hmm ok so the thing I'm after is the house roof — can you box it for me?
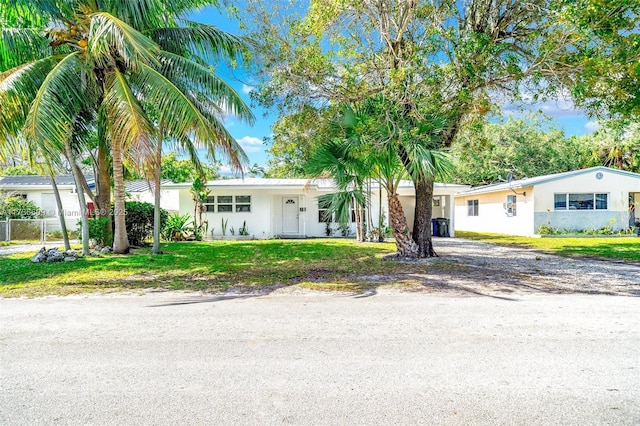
[0,175,95,189]
[125,180,173,193]
[163,178,470,193]
[455,166,640,197]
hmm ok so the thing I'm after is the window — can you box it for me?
[204,196,215,212]
[554,193,608,211]
[554,194,567,210]
[505,195,517,217]
[235,195,251,212]
[467,199,479,216]
[202,195,251,213]
[318,199,332,223]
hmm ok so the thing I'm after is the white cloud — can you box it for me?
[236,136,264,153]
[584,121,599,132]
[241,84,254,94]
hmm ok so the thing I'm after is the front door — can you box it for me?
[282,197,299,234]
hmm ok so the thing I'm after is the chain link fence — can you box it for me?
[3,219,79,244]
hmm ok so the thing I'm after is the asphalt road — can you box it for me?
[1,291,638,425]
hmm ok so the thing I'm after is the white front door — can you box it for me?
[282,197,299,234]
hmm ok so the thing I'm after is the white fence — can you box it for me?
[1,219,79,244]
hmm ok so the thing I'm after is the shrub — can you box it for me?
[124,201,167,247]
[163,213,192,241]
[0,197,44,219]
[85,217,111,246]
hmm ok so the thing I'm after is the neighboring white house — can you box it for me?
[0,176,179,220]
[454,166,640,236]
[0,175,89,226]
[166,178,469,239]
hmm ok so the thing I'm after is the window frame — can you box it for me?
[505,195,517,217]
[202,194,252,213]
[554,193,608,211]
[467,199,479,217]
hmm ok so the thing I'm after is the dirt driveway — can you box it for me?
[358,238,640,298]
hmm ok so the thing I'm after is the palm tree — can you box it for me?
[1,0,254,254]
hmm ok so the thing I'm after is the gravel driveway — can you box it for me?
[372,238,640,298]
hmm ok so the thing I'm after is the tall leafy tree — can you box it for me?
[452,114,595,185]
[241,0,593,256]
[1,0,254,254]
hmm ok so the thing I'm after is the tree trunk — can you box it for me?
[412,176,436,257]
[111,141,129,254]
[95,142,113,246]
[65,143,90,256]
[388,192,419,257]
[152,137,163,254]
[49,173,71,251]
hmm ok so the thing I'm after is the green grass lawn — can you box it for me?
[456,231,640,261]
[0,239,413,297]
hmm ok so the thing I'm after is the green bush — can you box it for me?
[163,213,192,241]
[124,201,167,246]
[0,197,44,219]
[82,217,111,246]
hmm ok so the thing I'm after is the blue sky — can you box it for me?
[191,6,598,171]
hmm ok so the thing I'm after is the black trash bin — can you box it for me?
[436,218,450,237]
[431,218,438,237]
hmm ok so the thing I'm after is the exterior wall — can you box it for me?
[454,187,535,236]
[533,169,637,232]
[174,182,467,239]
[127,189,180,213]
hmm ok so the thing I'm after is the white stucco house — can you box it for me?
[0,175,88,225]
[166,178,469,239]
[454,166,640,236]
[0,176,179,219]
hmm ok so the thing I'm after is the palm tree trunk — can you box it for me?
[96,142,113,246]
[49,173,71,251]
[64,143,90,256]
[412,176,436,257]
[152,135,162,254]
[388,192,419,257]
[111,141,129,254]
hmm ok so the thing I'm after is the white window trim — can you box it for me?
[553,193,608,211]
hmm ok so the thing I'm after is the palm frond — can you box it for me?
[0,28,51,71]
[88,12,160,71]
[0,0,67,23]
[0,55,65,138]
[131,62,247,171]
[152,23,247,61]
[158,51,255,124]
[102,68,155,170]
[401,142,455,182]
[21,53,87,158]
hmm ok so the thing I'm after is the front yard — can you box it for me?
[1,236,638,298]
[0,239,405,297]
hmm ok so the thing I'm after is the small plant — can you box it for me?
[325,221,334,236]
[221,217,228,236]
[239,221,249,236]
[163,213,192,241]
[229,226,235,236]
[537,225,559,235]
